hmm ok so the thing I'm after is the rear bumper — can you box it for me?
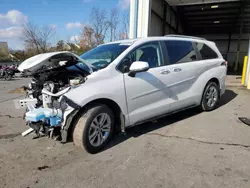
[220,75,226,96]
[219,68,227,97]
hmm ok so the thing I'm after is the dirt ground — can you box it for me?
[1,77,250,188]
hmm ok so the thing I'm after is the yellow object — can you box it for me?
[247,73,250,90]
[242,56,248,85]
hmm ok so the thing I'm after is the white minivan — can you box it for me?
[18,35,227,153]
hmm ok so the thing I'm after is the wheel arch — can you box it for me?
[203,77,220,95]
[83,98,124,131]
[208,77,220,89]
[200,77,220,104]
[65,98,125,142]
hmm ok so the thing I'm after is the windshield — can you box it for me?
[80,43,130,69]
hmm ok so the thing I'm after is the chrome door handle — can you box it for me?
[173,67,182,72]
[160,69,170,75]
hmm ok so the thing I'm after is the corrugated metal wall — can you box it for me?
[196,34,249,70]
[150,0,183,36]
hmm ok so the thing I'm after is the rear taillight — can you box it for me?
[221,60,227,67]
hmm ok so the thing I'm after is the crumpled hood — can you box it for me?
[18,51,93,74]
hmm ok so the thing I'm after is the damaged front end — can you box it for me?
[23,94,79,142]
[15,51,92,141]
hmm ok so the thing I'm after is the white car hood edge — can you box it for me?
[18,51,92,73]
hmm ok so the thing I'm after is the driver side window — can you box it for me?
[118,42,163,73]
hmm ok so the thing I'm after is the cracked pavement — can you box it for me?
[1,78,250,188]
[144,133,250,148]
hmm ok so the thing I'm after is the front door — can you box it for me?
[120,42,173,125]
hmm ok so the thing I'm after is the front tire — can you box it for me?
[73,104,114,154]
[201,82,219,111]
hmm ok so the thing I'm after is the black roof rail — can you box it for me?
[164,35,207,41]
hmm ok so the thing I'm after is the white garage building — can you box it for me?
[129,0,250,74]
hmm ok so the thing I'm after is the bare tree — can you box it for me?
[108,8,119,42]
[90,7,109,44]
[122,12,130,39]
[21,22,56,54]
[80,25,97,50]
[118,12,130,40]
[123,13,130,38]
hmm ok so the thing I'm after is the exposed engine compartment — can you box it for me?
[18,52,91,140]
[26,67,87,108]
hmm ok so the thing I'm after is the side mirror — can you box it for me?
[128,61,149,77]
[121,58,131,73]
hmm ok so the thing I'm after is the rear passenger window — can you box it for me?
[164,40,197,64]
[196,42,218,59]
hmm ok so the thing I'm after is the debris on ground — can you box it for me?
[8,86,26,94]
[37,165,50,171]
[238,117,250,126]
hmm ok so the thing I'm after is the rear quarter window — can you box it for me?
[196,42,218,60]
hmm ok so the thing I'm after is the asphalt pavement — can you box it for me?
[0,77,250,188]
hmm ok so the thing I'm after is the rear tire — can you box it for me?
[201,82,219,111]
[73,104,114,154]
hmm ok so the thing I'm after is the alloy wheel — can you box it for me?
[205,85,218,108]
[88,113,111,147]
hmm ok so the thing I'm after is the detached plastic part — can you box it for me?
[22,128,35,137]
[238,117,250,126]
